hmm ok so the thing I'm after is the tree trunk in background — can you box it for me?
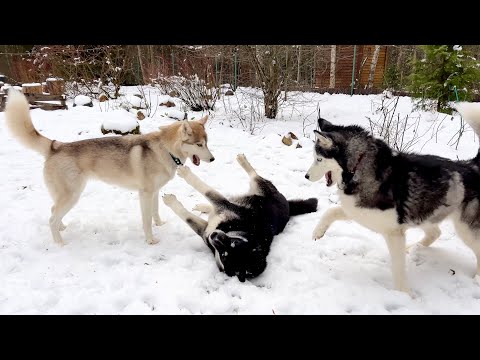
[329,45,336,88]
[137,45,145,84]
[284,45,289,101]
[265,47,281,118]
[367,45,381,89]
[248,45,283,119]
[297,45,301,84]
[264,90,278,119]
[397,46,404,87]
[149,45,154,77]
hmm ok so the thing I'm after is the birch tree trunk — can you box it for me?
[329,45,336,88]
[284,45,289,101]
[367,45,381,89]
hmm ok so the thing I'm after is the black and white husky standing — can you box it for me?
[305,104,480,294]
[163,154,318,282]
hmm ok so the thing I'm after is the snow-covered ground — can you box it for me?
[1,86,480,314]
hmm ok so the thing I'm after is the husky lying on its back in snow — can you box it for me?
[305,105,480,293]
[163,154,318,282]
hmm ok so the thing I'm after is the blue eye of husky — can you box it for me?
[317,158,323,162]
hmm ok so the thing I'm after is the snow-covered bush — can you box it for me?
[153,75,217,112]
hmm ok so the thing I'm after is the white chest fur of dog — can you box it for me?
[337,191,402,234]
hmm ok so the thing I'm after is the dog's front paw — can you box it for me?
[236,153,247,164]
[147,237,160,245]
[177,165,191,179]
[312,226,327,240]
[162,193,177,206]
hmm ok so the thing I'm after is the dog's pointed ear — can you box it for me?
[198,115,208,125]
[209,230,228,250]
[318,118,333,131]
[314,130,333,149]
[236,271,246,283]
[182,120,193,139]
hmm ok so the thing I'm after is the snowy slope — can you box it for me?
[1,87,480,314]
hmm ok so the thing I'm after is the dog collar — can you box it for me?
[351,152,366,175]
[169,153,183,166]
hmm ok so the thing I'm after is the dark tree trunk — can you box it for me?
[264,90,278,119]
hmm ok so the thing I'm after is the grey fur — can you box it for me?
[306,113,480,293]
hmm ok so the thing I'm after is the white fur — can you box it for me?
[306,153,342,184]
[456,102,480,136]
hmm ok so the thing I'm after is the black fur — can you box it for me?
[202,176,317,282]
[288,198,318,216]
[315,117,480,226]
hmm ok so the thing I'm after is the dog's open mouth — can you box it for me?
[325,171,333,187]
[192,155,200,166]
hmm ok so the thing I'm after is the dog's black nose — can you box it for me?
[210,157,215,162]
[305,174,310,179]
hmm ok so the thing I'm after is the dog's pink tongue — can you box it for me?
[193,155,200,166]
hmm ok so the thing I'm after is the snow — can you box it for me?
[74,95,92,106]
[101,110,139,133]
[1,86,480,314]
[157,95,177,105]
[120,95,146,109]
[23,83,42,87]
[159,108,186,120]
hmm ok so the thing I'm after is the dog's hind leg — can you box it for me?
[236,154,258,178]
[406,224,442,252]
[177,166,231,207]
[453,217,480,281]
[139,190,158,244]
[420,224,441,247]
[312,206,348,240]
[45,166,86,245]
[462,237,480,283]
[236,153,268,196]
[236,154,281,197]
[152,190,166,226]
[163,194,208,237]
[49,188,85,246]
[384,230,410,294]
[51,205,66,231]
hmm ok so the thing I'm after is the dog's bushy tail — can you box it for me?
[288,198,318,216]
[455,102,480,163]
[4,90,53,157]
[456,102,480,139]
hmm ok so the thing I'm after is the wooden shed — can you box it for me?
[314,45,388,92]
